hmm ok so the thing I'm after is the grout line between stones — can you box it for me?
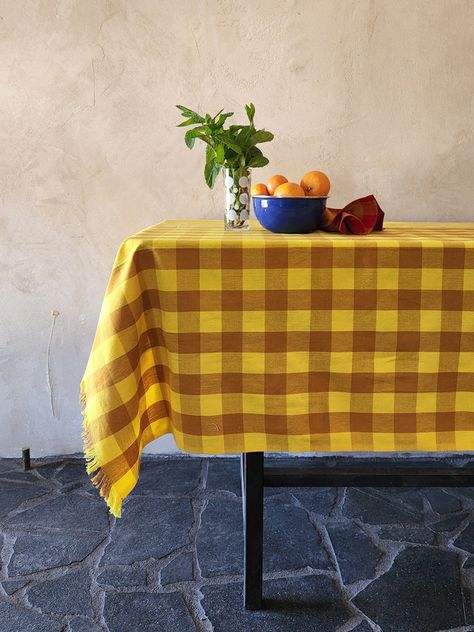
[289,490,380,628]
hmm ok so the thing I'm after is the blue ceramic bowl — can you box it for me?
[252,196,327,233]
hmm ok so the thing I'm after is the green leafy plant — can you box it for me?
[176,103,273,188]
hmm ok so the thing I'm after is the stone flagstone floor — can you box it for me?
[0,454,473,632]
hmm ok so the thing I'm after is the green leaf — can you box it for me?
[176,105,204,123]
[184,128,210,148]
[206,145,216,162]
[250,130,274,145]
[222,149,240,168]
[204,159,220,189]
[247,155,269,168]
[185,130,197,149]
[215,144,225,164]
[246,145,263,158]
[176,104,194,116]
[245,103,255,124]
[215,112,234,128]
[177,118,199,127]
[235,126,253,148]
[245,146,262,162]
[196,132,212,146]
[246,146,269,168]
[214,132,242,154]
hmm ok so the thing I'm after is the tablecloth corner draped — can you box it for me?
[80,382,122,517]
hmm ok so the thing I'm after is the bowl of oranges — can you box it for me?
[251,171,330,233]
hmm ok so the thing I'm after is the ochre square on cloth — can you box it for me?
[81,220,474,515]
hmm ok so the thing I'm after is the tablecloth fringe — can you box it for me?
[80,382,122,517]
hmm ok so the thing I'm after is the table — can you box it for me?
[81,219,474,607]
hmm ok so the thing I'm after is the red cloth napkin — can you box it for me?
[320,195,385,234]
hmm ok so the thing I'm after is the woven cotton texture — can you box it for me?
[81,220,474,516]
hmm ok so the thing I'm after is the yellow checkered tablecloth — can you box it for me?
[81,220,474,516]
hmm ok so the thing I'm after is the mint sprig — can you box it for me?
[176,103,273,188]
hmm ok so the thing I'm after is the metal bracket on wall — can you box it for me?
[22,447,31,471]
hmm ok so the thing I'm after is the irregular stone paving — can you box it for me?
[0,455,472,631]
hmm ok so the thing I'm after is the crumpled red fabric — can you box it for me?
[320,194,385,234]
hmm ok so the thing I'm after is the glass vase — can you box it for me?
[223,168,251,230]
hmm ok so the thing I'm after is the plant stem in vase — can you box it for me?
[224,168,250,230]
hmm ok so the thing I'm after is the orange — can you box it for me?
[251,183,269,196]
[300,170,330,196]
[274,182,305,197]
[266,174,288,195]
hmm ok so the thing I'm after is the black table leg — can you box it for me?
[241,452,264,610]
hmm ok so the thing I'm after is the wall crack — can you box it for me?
[47,310,59,418]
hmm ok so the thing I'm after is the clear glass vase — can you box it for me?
[223,168,251,230]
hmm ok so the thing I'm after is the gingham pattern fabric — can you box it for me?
[81,220,474,516]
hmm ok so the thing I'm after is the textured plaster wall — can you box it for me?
[1,0,473,457]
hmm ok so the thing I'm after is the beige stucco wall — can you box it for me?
[1,0,473,457]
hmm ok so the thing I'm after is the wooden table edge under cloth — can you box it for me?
[80,219,474,609]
